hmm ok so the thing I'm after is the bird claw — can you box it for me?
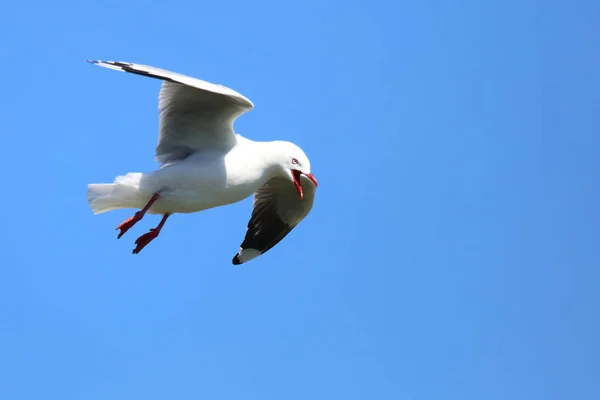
[132,229,160,254]
[116,211,143,239]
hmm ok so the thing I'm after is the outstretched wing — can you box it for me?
[232,176,317,265]
[87,60,254,164]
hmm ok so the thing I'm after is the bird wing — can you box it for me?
[88,60,254,164]
[232,176,317,265]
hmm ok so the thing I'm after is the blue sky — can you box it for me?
[0,0,598,398]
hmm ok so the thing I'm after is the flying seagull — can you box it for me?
[86,60,318,265]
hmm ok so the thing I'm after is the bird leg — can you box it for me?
[132,213,170,254]
[116,192,160,239]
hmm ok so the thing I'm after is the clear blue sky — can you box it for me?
[0,0,598,399]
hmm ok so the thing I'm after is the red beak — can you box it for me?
[305,173,318,187]
[292,170,318,200]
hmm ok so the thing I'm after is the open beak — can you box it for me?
[292,170,318,200]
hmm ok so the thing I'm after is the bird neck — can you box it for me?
[251,141,289,181]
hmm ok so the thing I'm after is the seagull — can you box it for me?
[86,60,318,265]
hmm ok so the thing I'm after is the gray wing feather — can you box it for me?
[87,60,254,164]
[232,176,316,265]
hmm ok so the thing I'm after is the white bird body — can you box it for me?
[90,138,282,215]
[86,60,318,264]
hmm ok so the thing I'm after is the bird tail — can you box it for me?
[87,173,145,214]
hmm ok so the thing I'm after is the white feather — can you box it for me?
[87,173,145,214]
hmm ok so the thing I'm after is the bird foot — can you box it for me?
[116,211,143,239]
[132,228,160,254]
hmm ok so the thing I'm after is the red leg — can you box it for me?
[116,192,160,239]
[132,213,170,254]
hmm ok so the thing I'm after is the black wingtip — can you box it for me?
[232,255,242,265]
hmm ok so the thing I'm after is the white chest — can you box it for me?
[145,147,273,214]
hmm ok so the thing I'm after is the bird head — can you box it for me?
[274,142,318,199]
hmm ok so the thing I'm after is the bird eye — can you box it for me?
[291,158,299,165]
